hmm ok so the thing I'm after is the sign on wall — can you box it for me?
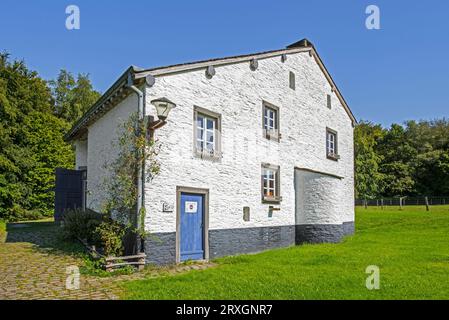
[185,201,198,213]
[162,202,174,213]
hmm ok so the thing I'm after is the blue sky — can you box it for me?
[0,0,448,126]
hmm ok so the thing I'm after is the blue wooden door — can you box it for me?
[180,193,204,261]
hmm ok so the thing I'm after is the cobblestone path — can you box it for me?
[0,221,212,300]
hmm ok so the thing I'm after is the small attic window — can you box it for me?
[289,72,296,90]
[326,94,332,109]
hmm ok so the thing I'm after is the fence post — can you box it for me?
[425,196,430,212]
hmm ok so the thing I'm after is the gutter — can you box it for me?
[126,72,146,253]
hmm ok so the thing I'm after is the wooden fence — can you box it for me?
[78,238,146,272]
[355,196,449,211]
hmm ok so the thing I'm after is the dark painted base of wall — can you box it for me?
[145,222,355,265]
[209,226,295,259]
[145,233,177,265]
[295,221,355,244]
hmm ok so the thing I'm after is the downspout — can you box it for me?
[127,72,146,254]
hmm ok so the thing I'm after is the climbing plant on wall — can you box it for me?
[100,112,161,252]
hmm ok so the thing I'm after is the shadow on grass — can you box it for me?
[5,221,85,258]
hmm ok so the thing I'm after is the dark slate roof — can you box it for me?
[65,39,355,141]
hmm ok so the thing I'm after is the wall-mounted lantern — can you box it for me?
[148,97,176,132]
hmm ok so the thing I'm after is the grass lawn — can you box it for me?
[0,219,6,240]
[122,206,449,300]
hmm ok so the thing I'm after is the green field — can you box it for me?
[122,206,449,300]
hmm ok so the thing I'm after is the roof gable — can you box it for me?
[65,39,356,141]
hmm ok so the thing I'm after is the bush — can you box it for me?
[61,208,129,257]
[61,208,102,242]
[3,205,46,222]
[93,219,126,257]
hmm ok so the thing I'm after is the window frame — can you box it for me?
[289,71,296,90]
[326,94,332,109]
[262,101,281,142]
[261,163,281,203]
[326,127,339,161]
[193,106,222,161]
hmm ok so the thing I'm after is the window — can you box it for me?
[262,101,280,141]
[194,106,221,160]
[326,128,339,160]
[326,94,332,109]
[289,71,296,90]
[196,115,215,153]
[261,164,281,203]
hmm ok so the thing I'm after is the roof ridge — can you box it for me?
[65,39,356,141]
[134,39,313,75]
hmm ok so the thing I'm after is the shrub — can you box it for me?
[61,208,102,242]
[93,219,126,257]
[3,205,46,222]
[61,208,129,257]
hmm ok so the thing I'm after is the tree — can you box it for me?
[354,121,385,199]
[0,53,73,221]
[405,119,449,152]
[21,112,74,216]
[49,70,101,124]
[376,124,417,197]
[354,119,449,199]
[415,150,449,196]
[71,73,101,120]
[49,70,75,121]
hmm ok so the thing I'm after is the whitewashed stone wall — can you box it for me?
[295,170,348,225]
[84,94,139,211]
[143,51,354,233]
[74,139,88,170]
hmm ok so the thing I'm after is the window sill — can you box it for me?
[263,132,281,142]
[262,196,282,204]
[327,154,340,161]
[194,150,222,162]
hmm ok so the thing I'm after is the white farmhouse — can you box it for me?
[62,39,356,265]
